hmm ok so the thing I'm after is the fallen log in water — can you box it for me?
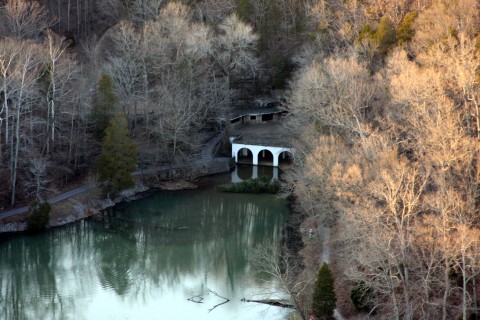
[241,298,296,309]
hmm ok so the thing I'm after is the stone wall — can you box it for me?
[146,157,234,182]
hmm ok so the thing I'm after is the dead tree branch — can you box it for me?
[208,289,230,312]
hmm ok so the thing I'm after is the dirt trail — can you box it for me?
[0,134,224,222]
[0,184,95,220]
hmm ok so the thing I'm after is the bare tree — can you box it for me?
[250,245,310,320]
[25,157,49,201]
[412,0,479,54]
[0,0,53,39]
[289,56,378,140]
[42,29,78,154]
[8,41,42,205]
[102,3,245,163]
[105,21,144,121]
[0,39,22,167]
[213,13,260,84]
[192,0,235,25]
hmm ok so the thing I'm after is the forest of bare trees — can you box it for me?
[0,0,263,206]
[284,0,480,319]
[1,0,480,318]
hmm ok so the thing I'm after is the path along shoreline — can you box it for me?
[0,162,232,234]
[0,135,231,234]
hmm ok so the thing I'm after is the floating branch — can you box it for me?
[187,295,204,304]
[208,289,230,312]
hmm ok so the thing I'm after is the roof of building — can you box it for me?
[232,136,293,148]
[229,107,286,120]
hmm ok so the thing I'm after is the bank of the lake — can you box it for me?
[0,157,234,234]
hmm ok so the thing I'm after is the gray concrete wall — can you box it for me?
[151,158,235,181]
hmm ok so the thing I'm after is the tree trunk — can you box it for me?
[10,105,20,205]
[67,0,71,32]
[474,276,478,320]
[442,258,450,320]
[390,277,400,320]
[3,84,9,167]
[57,0,62,30]
[462,254,467,320]
[77,0,81,39]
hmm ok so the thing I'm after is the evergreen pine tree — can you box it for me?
[95,113,138,196]
[375,16,397,54]
[312,262,336,319]
[91,74,116,139]
[397,12,418,45]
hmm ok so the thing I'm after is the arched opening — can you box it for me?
[258,149,274,166]
[237,148,253,164]
[278,151,294,168]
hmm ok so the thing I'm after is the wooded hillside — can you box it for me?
[283,1,480,319]
[1,1,480,318]
[0,0,262,206]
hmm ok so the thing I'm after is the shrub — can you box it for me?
[355,23,376,47]
[27,201,51,231]
[397,11,418,45]
[375,16,396,53]
[350,281,374,312]
[218,177,280,194]
[236,0,254,23]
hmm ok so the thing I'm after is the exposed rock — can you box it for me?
[155,180,198,190]
[0,222,27,233]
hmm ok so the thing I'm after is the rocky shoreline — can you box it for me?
[0,159,233,234]
[0,181,149,234]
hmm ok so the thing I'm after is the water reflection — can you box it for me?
[0,173,289,320]
[231,165,279,182]
[0,228,88,320]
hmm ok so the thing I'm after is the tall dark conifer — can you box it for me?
[95,113,138,196]
[312,262,336,319]
[91,74,116,139]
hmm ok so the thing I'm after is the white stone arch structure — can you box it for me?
[232,143,294,167]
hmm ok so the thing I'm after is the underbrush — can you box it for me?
[218,176,279,194]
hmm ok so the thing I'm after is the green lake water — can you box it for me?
[0,172,290,320]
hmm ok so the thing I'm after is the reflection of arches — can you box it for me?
[237,164,253,181]
[237,148,253,164]
[257,165,274,178]
[257,149,273,166]
[278,151,294,168]
[231,165,279,183]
